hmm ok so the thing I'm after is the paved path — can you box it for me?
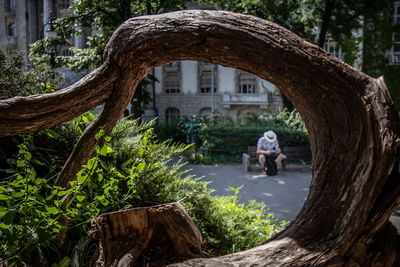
[181,163,312,221]
[181,163,400,233]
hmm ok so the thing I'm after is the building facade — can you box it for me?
[140,61,282,124]
[0,0,85,59]
[391,1,400,64]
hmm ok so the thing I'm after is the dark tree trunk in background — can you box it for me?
[318,0,335,47]
[120,0,133,21]
[0,10,400,266]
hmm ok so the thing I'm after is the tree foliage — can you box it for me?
[0,50,58,100]
[29,0,191,118]
[199,0,316,41]
[200,0,400,107]
[30,0,189,70]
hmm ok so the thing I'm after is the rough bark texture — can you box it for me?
[90,203,204,266]
[1,10,400,266]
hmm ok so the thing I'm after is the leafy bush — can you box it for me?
[189,185,287,254]
[0,49,60,100]
[153,122,186,144]
[245,108,307,132]
[0,118,286,265]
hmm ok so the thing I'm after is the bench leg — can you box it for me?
[243,153,251,171]
[282,159,287,171]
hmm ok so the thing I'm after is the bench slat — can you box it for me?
[247,146,311,158]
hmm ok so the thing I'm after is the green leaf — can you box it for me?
[30,167,37,179]
[0,223,12,229]
[104,135,111,142]
[143,138,148,146]
[77,173,88,184]
[100,144,107,156]
[44,129,60,138]
[137,162,146,172]
[45,206,59,215]
[100,144,113,156]
[11,191,24,198]
[87,158,97,170]
[31,158,45,166]
[0,194,10,200]
[82,115,90,124]
[106,145,113,154]
[57,189,71,197]
[16,160,25,168]
[95,130,103,140]
[0,206,8,218]
[76,195,86,202]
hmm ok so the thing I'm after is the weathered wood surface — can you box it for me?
[1,10,400,266]
[90,202,203,267]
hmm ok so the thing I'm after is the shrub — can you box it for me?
[0,118,286,265]
[153,122,186,144]
[0,49,60,100]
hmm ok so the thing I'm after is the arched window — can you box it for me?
[238,73,256,94]
[199,108,211,119]
[165,107,180,124]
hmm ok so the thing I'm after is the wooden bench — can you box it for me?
[242,146,311,171]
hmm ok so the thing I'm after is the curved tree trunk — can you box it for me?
[1,10,400,266]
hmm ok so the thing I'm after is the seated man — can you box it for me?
[257,130,286,175]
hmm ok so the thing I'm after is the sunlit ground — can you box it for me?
[182,163,312,221]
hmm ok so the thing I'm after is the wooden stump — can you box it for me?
[90,203,204,267]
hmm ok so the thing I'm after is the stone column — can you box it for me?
[27,0,39,45]
[74,25,85,49]
[0,0,6,51]
[43,0,53,39]
[16,0,27,55]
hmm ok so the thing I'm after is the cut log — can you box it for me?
[90,202,204,267]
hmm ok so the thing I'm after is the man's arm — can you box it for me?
[275,140,281,154]
[257,146,273,155]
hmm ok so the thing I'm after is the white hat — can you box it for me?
[264,130,276,142]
